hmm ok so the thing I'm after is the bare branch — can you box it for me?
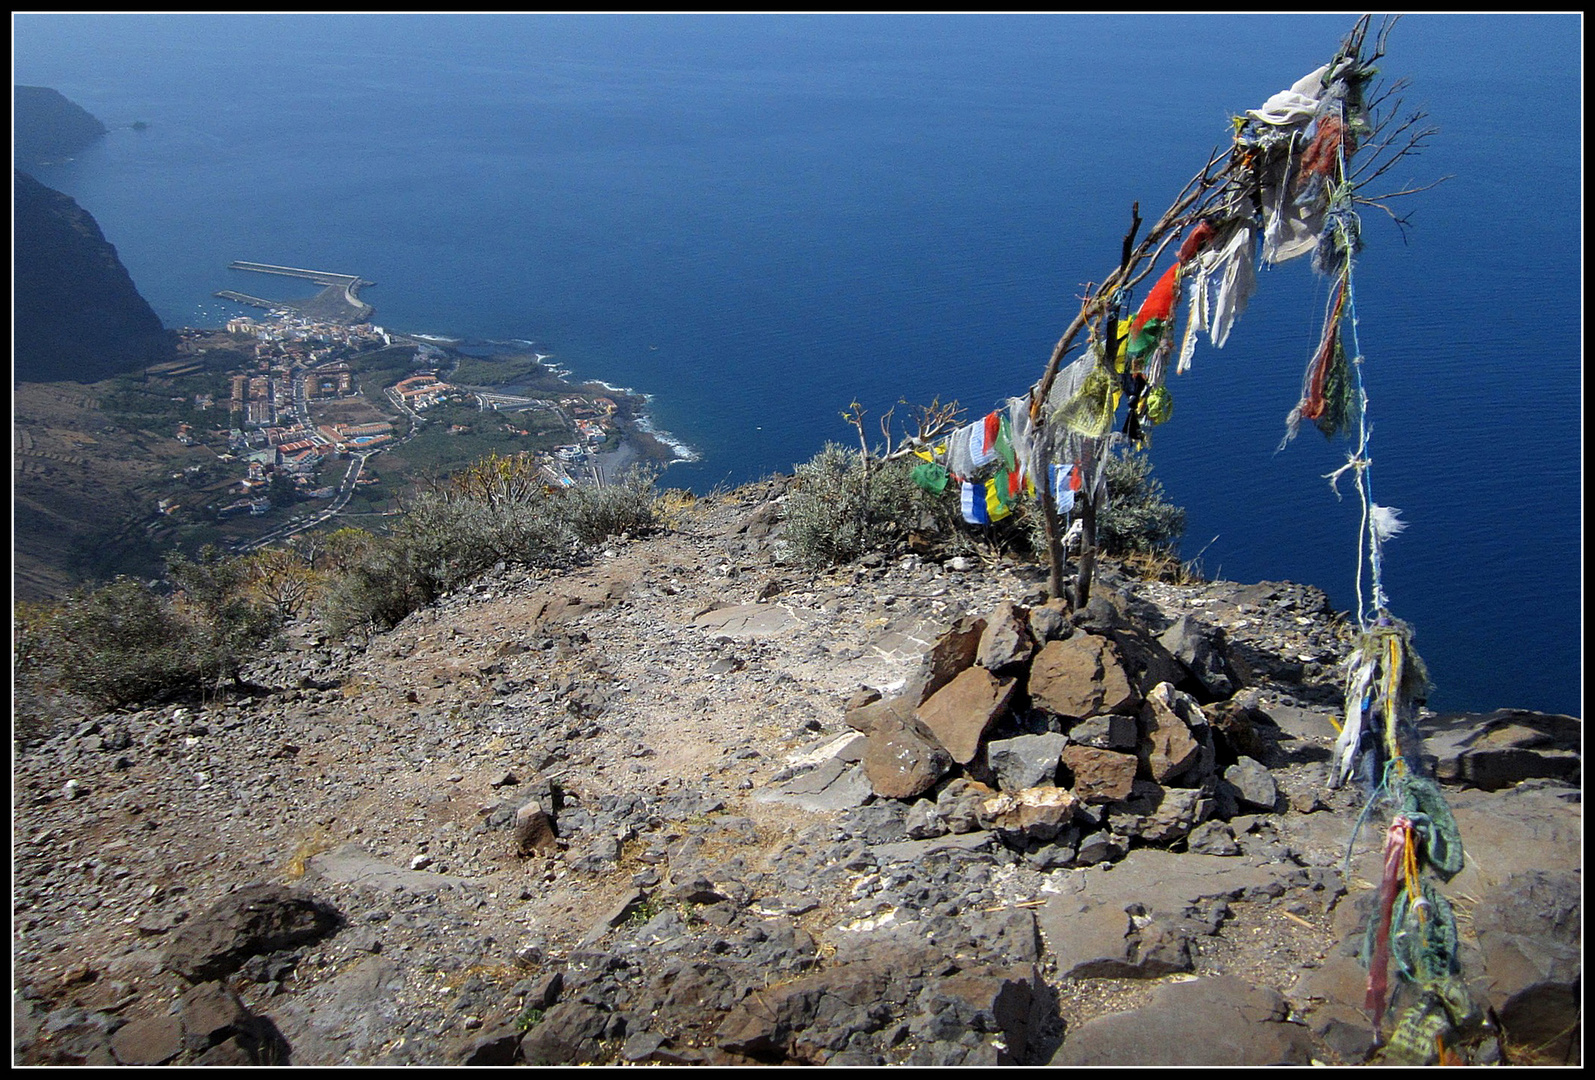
[881,396,966,460]
[1366,105,1430,151]
[1371,13,1400,62]
[1356,198,1420,244]
[1364,75,1413,118]
[840,400,872,474]
[1362,98,1426,152]
[1353,124,1440,188]
[1357,176,1452,203]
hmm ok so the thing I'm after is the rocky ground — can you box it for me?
[12,479,1582,1066]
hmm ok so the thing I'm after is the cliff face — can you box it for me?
[14,85,108,166]
[13,169,172,383]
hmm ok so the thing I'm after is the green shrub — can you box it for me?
[559,467,660,546]
[1096,448,1187,557]
[165,547,282,686]
[318,541,430,640]
[784,444,925,568]
[17,547,282,713]
[35,577,210,708]
[318,460,660,637]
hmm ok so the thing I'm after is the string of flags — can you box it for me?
[909,396,1098,528]
[905,25,1476,1062]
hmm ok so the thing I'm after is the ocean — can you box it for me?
[13,13,1581,718]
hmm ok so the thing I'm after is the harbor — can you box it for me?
[216,260,374,323]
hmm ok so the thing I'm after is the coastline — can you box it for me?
[390,329,700,480]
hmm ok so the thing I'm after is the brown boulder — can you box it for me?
[914,666,1017,764]
[918,616,986,704]
[110,1015,183,1066]
[1028,634,1139,719]
[1061,745,1138,803]
[977,601,1035,672]
[515,799,558,855]
[864,715,952,800]
[1140,682,1214,785]
[179,980,252,1054]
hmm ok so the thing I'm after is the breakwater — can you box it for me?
[217,261,374,323]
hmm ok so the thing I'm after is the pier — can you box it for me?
[216,261,374,323]
[214,289,283,311]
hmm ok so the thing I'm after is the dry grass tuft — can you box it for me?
[284,828,335,879]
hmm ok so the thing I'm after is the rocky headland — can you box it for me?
[13,169,174,385]
[13,85,108,168]
[12,479,1581,1066]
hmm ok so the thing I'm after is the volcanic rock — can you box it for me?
[1061,745,1139,804]
[1028,634,1139,719]
[986,732,1066,791]
[863,715,952,800]
[913,666,1016,765]
[163,884,341,984]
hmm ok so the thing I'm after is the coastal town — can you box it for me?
[11,250,677,597]
[153,308,640,549]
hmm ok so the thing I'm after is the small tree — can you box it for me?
[244,546,324,621]
[1027,15,1436,606]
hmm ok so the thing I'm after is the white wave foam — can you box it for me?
[634,415,701,462]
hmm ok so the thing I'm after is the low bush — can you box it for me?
[560,467,660,546]
[17,547,284,717]
[165,547,282,686]
[1096,448,1187,557]
[783,444,969,568]
[781,440,1184,573]
[318,460,660,637]
[29,577,213,709]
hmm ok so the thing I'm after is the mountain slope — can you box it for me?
[13,484,1578,1065]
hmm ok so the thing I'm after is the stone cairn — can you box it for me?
[846,593,1268,869]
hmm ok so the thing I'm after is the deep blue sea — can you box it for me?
[14,13,1581,718]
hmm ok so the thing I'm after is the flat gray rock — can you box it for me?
[1039,850,1288,979]
[308,843,479,894]
[1050,974,1313,1064]
[692,603,807,641]
[263,956,407,1064]
[1446,781,1582,895]
[869,614,945,663]
[1474,868,1581,1062]
[988,732,1067,792]
[872,830,995,864]
[1091,848,1286,903]
[754,760,874,812]
[784,731,867,769]
[1421,709,1580,790]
